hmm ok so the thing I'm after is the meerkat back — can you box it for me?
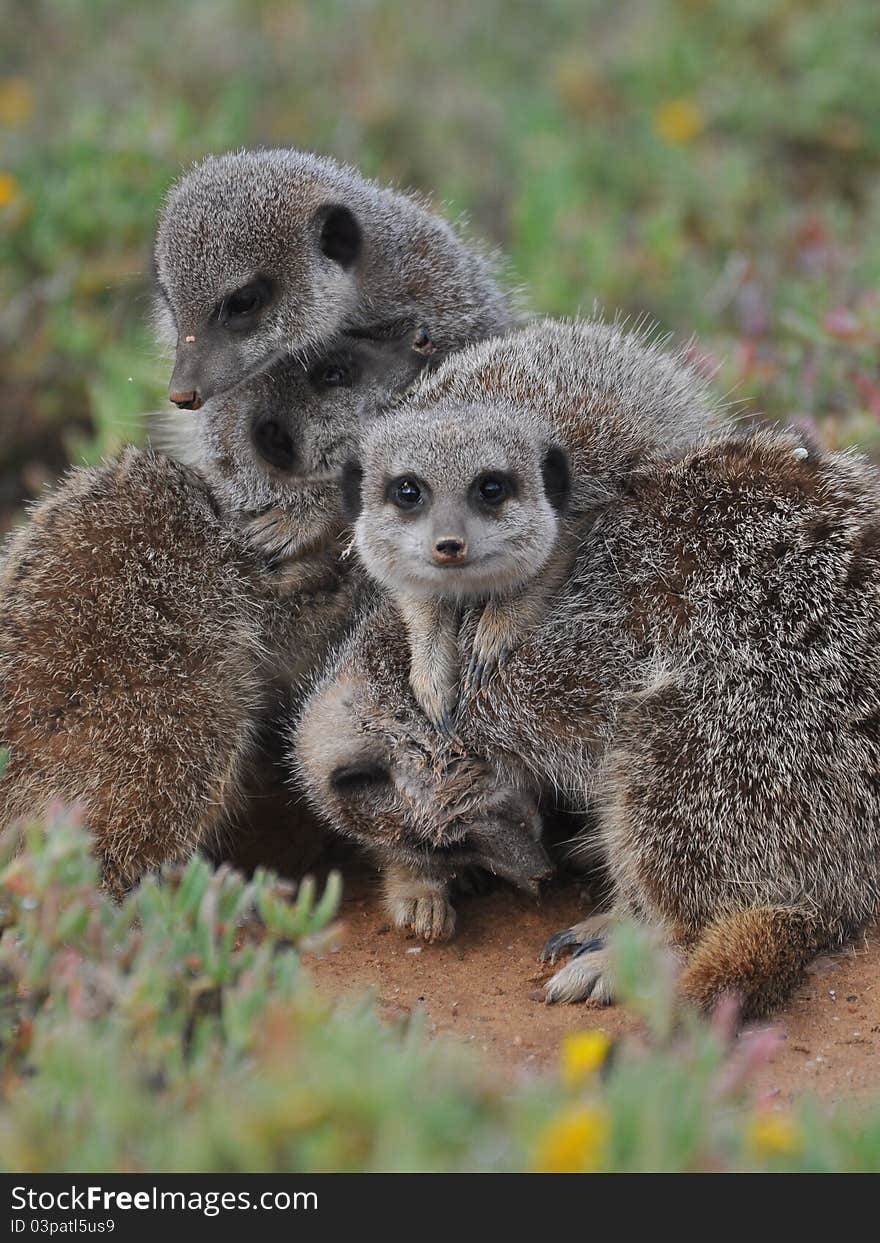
[0,448,264,895]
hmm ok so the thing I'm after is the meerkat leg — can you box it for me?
[464,590,551,693]
[382,863,457,942]
[465,553,574,693]
[398,596,461,736]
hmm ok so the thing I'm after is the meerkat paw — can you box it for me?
[543,939,616,1006]
[464,607,520,694]
[540,914,612,965]
[383,869,457,942]
[409,670,460,739]
[244,507,302,565]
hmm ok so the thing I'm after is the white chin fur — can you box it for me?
[381,556,529,601]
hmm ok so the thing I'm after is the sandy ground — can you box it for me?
[307,860,880,1105]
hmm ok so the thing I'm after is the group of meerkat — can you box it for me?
[2,148,879,1020]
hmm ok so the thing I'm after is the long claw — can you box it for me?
[540,928,606,965]
[540,927,580,964]
[572,936,607,959]
[468,659,485,694]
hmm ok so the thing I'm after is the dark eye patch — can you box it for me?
[387,476,427,511]
[218,276,274,329]
[309,355,356,391]
[253,416,297,471]
[330,762,390,793]
[470,471,516,509]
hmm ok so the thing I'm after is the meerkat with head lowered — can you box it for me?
[154,148,518,579]
[154,148,516,411]
[342,406,571,733]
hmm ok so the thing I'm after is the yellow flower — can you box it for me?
[0,172,21,209]
[653,97,704,146]
[560,1029,611,1087]
[0,78,33,127]
[746,1111,802,1158]
[533,1106,609,1173]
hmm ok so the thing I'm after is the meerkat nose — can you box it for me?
[169,390,204,411]
[432,537,467,565]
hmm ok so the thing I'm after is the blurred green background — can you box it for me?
[3,0,880,532]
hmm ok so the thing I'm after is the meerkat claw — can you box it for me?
[428,704,461,743]
[463,652,482,695]
[478,647,510,692]
[541,927,580,964]
[540,916,611,964]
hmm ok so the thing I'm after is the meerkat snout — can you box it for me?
[432,537,467,565]
[169,389,203,411]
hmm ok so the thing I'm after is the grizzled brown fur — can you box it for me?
[0,449,265,894]
[0,144,522,890]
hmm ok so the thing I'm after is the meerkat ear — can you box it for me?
[316,204,362,269]
[541,445,570,512]
[341,459,364,520]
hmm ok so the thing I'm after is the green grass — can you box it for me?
[3,0,880,528]
[1,812,878,1173]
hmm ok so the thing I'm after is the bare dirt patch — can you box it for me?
[308,861,880,1104]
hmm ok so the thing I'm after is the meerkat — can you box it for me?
[153,148,516,411]
[341,405,571,734]
[293,316,723,941]
[297,320,880,1019]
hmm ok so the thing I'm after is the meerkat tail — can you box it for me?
[678,907,821,1021]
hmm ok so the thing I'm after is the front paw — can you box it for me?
[410,670,460,739]
[542,935,616,1006]
[384,877,456,943]
[464,612,515,695]
[245,508,302,566]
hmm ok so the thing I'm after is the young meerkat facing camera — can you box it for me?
[342,407,571,733]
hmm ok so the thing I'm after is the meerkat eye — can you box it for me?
[220,277,273,328]
[309,355,356,391]
[474,473,513,507]
[388,477,424,510]
[321,364,349,387]
[228,288,260,315]
[253,417,297,471]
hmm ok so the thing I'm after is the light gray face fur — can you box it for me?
[155,151,359,407]
[154,148,515,411]
[350,407,566,601]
